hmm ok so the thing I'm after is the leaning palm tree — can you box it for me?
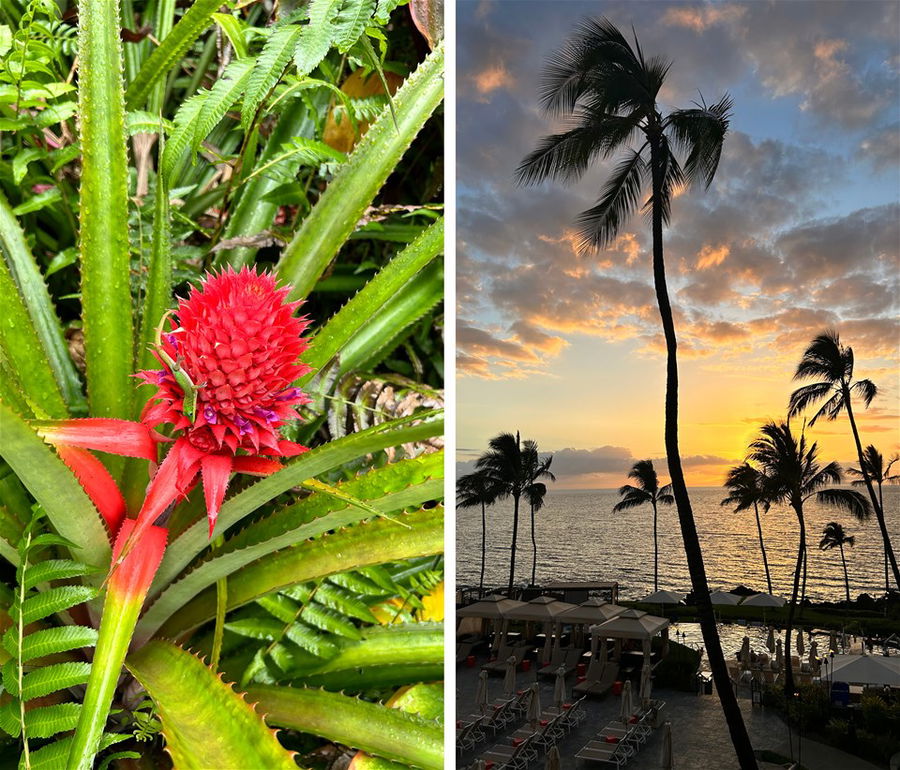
[457,470,500,596]
[721,463,773,595]
[788,330,899,589]
[613,460,674,592]
[521,443,555,587]
[847,445,899,593]
[475,432,528,594]
[819,522,856,603]
[747,421,870,695]
[514,17,751,766]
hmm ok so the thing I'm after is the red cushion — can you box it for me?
[486,763,494,770]
[512,738,524,747]
[629,716,638,724]
[577,676,586,682]
[540,719,549,726]
[563,703,572,709]
[456,720,461,728]
[605,736,619,744]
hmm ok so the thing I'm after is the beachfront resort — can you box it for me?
[455,587,900,769]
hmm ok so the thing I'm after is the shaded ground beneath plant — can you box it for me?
[456,652,884,769]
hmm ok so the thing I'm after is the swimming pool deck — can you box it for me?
[456,653,885,769]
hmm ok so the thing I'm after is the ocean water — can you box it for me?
[456,486,900,603]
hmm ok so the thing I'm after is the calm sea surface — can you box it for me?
[456,486,900,604]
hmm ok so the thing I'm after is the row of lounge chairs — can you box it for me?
[575,700,662,767]
[457,689,533,753]
[575,662,619,697]
[469,696,588,769]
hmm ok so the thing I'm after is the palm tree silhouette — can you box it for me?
[514,17,750,765]
[721,463,773,595]
[788,330,898,589]
[847,445,899,593]
[457,470,500,596]
[819,522,856,603]
[613,460,673,592]
[475,432,528,594]
[521,443,555,587]
[747,421,870,695]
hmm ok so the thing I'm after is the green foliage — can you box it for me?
[1,0,443,766]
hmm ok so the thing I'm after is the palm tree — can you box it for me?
[819,522,856,603]
[514,17,752,766]
[847,445,899,593]
[457,470,500,596]
[721,463,773,594]
[475,432,528,594]
[747,421,870,695]
[521,443,555,587]
[788,330,899,589]
[613,460,674,592]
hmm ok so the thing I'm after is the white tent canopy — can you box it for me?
[642,590,685,605]
[741,592,786,608]
[831,654,900,686]
[591,609,670,640]
[503,595,577,622]
[558,598,627,625]
[709,590,741,606]
[456,595,525,618]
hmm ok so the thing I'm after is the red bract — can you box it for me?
[37,268,312,569]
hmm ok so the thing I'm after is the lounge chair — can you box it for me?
[510,711,565,753]
[574,662,619,697]
[479,732,538,769]
[575,736,634,767]
[456,715,488,753]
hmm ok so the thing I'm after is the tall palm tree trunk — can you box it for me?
[530,502,538,586]
[844,393,900,589]
[507,492,520,595]
[480,501,486,596]
[783,507,805,696]
[648,137,757,768]
[799,541,808,619]
[840,543,850,603]
[754,502,773,594]
[652,501,659,592]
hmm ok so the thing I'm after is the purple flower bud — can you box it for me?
[234,415,252,435]
[204,405,218,424]
[253,407,278,423]
[275,387,302,401]
[154,369,170,384]
[164,333,179,351]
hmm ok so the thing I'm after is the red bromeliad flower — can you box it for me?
[37,268,312,563]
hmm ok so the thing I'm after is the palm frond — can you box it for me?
[816,489,871,521]
[612,487,651,511]
[810,391,845,425]
[575,147,648,253]
[787,381,833,418]
[851,379,877,408]
[664,92,732,189]
[643,139,684,225]
[793,330,847,382]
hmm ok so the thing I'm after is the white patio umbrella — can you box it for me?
[639,660,653,707]
[796,631,805,657]
[473,762,486,770]
[642,589,685,605]
[831,654,900,686]
[741,592,785,608]
[503,655,517,697]
[829,630,839,653]
[542,623,553,664]
[545,745,561,770]
[739,636,751,671]
[476,670,489,714]
[841,631,849,651]
[766,627,776,654]
[553,664,567,708]
[619,680,633,724]
[709,590,741,606]
[660,721,675,769]
[775,639,784,671]
[527,682,541,727]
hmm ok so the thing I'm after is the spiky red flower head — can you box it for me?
[139,267,311,457]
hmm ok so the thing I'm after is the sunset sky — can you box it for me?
[456,0,900,488]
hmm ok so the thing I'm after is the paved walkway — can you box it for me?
[456,652,887,769]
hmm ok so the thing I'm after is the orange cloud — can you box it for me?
[473,63,513,97]
[696,244,730,269]
[662,4,746,32]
